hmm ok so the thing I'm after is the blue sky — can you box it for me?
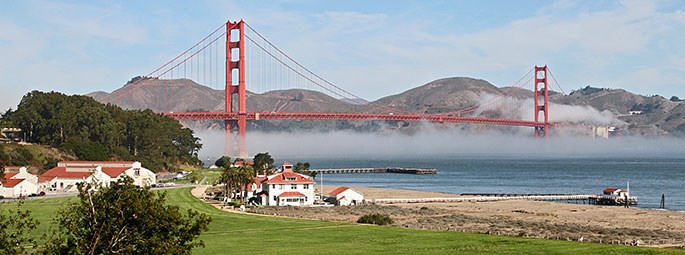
[1,0,685,111]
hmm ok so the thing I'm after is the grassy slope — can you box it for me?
[165,188,685,255]
[4,188,684,254]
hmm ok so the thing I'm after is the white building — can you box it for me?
[253,162,316,206]
[328,186,365,206]
[39,161,156,192]
[1,166,39,198]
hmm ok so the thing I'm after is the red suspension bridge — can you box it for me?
[101,19,559,158]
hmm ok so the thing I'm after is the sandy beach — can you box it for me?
[196,185,685,248]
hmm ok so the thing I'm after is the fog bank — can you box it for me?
[195,128,685,161]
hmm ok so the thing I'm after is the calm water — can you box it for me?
[288,157,685,210]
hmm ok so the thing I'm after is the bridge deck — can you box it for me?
[164,111,553,127]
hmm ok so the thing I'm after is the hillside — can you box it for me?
[555,86,685,136]
[374,77,502,114]
[0,143,76,174]
[89,77,685,136]
[88,78,368,114]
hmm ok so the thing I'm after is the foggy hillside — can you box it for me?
[88,77,685,137]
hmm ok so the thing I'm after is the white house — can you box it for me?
[1,166,39,198]
[328,186,365,206]
[255,162,316,206]
[39,161,156,192]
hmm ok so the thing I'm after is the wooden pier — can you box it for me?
[368,193,638,205]
[303,167,437,175]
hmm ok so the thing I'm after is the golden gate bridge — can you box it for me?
[100,19,559,158]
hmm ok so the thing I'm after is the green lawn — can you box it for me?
[5,188,685,254]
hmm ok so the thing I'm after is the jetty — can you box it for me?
[303,167,437,175]
[368,193,638,205]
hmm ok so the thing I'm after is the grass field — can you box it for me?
[4,188,685,254]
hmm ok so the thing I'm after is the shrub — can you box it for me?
[357,213,394,226]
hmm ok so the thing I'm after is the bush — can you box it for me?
[357,213,394,226]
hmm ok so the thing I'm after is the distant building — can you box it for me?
[0,128,23,143]
[328,186,364,206]
[1,166,38,198]
[39,161,156,192]
[629,110,643,115]
[247,162,315,206]
[603,187,629,196]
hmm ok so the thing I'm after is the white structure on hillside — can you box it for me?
[39,161,156,192]
[1,166,38,198]
[328,186,364,206]
[246,162,315,206]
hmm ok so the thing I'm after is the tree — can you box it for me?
[7,91,202,172]
[214,156,232,168]
[41,177,211,255]
[0,201,38,255]
[236,164,255,203]
[670,96,681,102]
[253,152,274,175]
[219,166,240,203]
[294,162,310,171]
[294,162,315,177]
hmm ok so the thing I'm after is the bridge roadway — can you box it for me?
[164,111,553,128]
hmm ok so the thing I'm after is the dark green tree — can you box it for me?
[6,91,202,172]
[0,201,38,255]
[253,152,274,175]
[41,177,211,255]
[294,162,310,171]
[294,162,315,177]
[214,156,232,168]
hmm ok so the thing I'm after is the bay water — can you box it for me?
[287,157,685,210]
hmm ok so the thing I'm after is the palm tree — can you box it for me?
[237,164,255,204]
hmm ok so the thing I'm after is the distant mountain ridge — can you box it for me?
[88,77,685,136]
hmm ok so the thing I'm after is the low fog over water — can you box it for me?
[195,128,685,161]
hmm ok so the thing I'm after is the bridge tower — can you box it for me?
[534,65,550,138]
[225,20,248,158]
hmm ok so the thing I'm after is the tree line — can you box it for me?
[3,91,202,172]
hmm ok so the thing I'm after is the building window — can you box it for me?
[291,184,297,189]
[303,184,309,189]
[134,168,140,176]
[272,184,275,189]
[279,184,284,189]
[273,196,277,201]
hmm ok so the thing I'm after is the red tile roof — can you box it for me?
[3,166,23,170]
[3,172,18,179]
[248,176,268,192]
[38,176,56,183]
[60,161,136,164]
[2,173,23,187]
[40,167,93,180]
[234,161,254,166]
[278,191,306,197]
[101,167,129,178]
[263,169,314,184]
[603,188,619,193]
[329,186,350,196]
[1,178,25,187]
